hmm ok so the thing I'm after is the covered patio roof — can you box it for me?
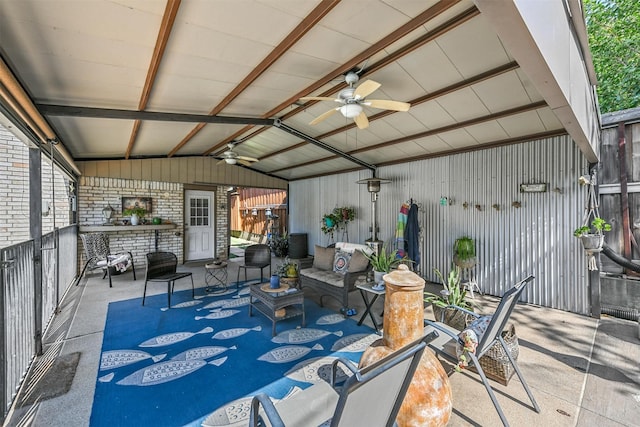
[0,0,599,182]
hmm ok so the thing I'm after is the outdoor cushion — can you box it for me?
[348,250,369,272]
[300,268,345,288]
[333,250,352,275]
[313,245,336,270]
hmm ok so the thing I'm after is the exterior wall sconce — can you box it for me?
[251,208,258,216]
[265,207,272,217]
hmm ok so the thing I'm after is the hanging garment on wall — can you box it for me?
[396,202,410,257]
[405,202,420,269]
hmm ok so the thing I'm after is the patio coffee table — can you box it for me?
[249,283,305,336]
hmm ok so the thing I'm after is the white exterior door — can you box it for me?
[184,190,215,261]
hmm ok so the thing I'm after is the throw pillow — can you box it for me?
[313,245,335,270]
[348,250,370,272]
[333,250,352,275]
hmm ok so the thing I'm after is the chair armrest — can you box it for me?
[330,357,359,386]
[250,393,285,427]
[423,319,464,344]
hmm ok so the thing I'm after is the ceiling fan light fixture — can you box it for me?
[225,158,237,165]
[339,103,363,119]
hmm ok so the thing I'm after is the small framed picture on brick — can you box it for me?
[121,196,152,214]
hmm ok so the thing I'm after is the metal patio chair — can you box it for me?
[77,232,136,287]
[236,243,271,288]
[142,251,194,308]
[423,275,539,427]
[249,331,438,427]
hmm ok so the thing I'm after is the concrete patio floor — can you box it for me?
[4,257,639,427]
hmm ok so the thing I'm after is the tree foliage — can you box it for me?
[584,0,640,113]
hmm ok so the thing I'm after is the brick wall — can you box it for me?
[78,176,229,270]
[0,127,71,248]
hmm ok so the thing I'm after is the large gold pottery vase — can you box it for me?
[359,264,452,427]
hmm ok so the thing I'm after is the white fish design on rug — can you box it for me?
[116,356,227,386]
[220,296,250,309]
[160,300,202,311]
[138,327,214,348]
[198,299,232,311]
[284,356,350,384]
[258,344,323,364]
[271,328,343,344]
[201,386,301,427]
[234,287,252,297]
[212,326,262,340]
[171,345,236,361]
[330,333,379,352]
[195,309,240,320]
[100,350,166,370]
[194,289,237,299]
[98,372,115,383]
[316,313,346,325]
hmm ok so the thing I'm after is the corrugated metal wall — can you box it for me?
[291,136,591,314]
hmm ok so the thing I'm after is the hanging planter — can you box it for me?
[574,217,611,270]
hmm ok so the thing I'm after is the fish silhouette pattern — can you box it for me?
[117,357,227,386]
[160,300,202,311]
[98,372,115,383]
[138,327,214,348]
[198,300,232,311]
[271,328,343,344]
[171,345,236,361]
[201,386,302,427]
[194,289,237,299]
[258,344,323,364]
[284,356,350,384]
[316,313,346,325]
[234,287,252,297]
[212,326,262,340]
[100,350,166,370]
[330,333,379,352]
[220,296,250,309]
[195,309,240,320]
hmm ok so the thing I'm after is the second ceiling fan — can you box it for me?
[301,72,411,129]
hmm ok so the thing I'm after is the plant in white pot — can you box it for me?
[361,245,409,284]
[573,217,611,250]
[123,207,147,226]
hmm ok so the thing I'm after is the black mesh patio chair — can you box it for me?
[423,275,539,427]
[236,244,271,288]
[77,232,136,287]
[249,331,438,427]
[142,252,194,308]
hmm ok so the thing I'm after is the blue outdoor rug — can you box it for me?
[90,280,377,426]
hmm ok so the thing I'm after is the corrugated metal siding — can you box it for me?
[291,136,591,314]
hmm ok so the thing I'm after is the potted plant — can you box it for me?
[123,207,147,225]
[453,236,476,269]
[361,245,409,283]
[573,217,612,250]
[321,212,340,239]
[275,256,299,287]
[424,265,476,330]
[269,233,289,257]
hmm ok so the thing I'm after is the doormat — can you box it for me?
[90,282,377,426]
[16,351,81,407]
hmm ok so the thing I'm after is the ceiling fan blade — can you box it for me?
[216,159,226,165]
[237,159,253,166]
[310,108,339,125]
[365,99,411,112]
[354,111,369,129]
[300,96,339,102]
[237,155,259,162]
[353,80,381,99]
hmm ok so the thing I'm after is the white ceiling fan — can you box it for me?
[300,72,411,129]
[216,142,258,166]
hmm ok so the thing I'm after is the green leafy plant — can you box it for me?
[454,236,475,260]
[269,233,289,257]
[274,256,298,278]
[424,265,474,310]
[573,217,612,237]
[123,207,147,218]
[320,207,356,237]
[360,245,409,273]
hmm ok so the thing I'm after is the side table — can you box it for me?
[249,283,305,336]
[204,262,228,293]
[356,280,385,333]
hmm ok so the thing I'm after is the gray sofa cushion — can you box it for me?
[348,250,369,272]
[313,245,335,270]
[300,268,345,288]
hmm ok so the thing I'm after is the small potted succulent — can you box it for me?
[361,245,410,283]
[275,256,299,288]
[424,265,476,330]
